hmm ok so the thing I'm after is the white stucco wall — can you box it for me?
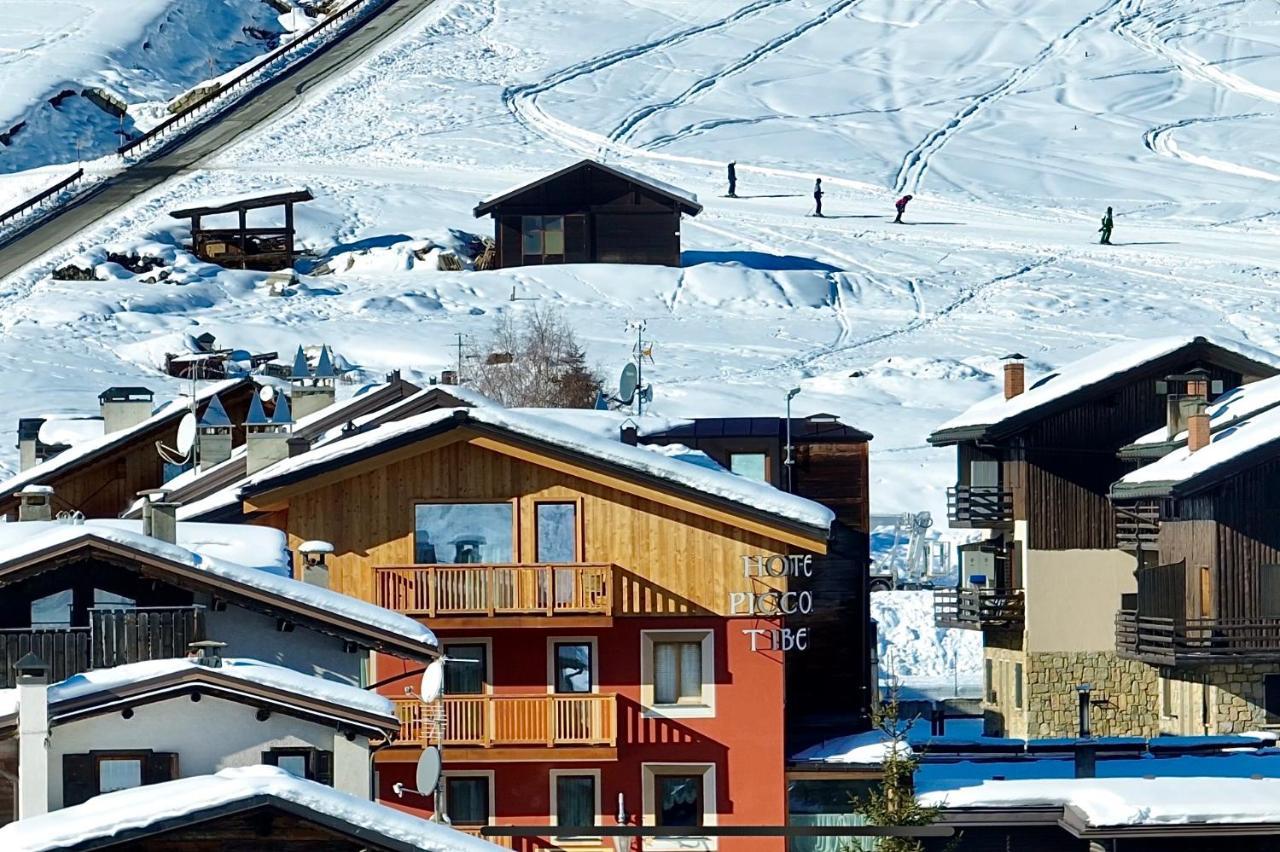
[200,595,366,685]
[1023,548,1137,653]
[46,694,370,808]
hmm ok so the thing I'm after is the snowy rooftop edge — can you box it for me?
[935,336,1280,436]
[1128,373,1280,447]
[0,766,504,851]
[478,159,700,210]
[241,407,834,532]
[1117,403,1280,490]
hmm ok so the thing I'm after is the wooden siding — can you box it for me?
[271,439,803,615]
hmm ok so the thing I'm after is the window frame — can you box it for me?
[640,630,715,718]
[95,753,145,795]
[521,215,567,265]
[261,747,333,784]
[533,500,582,564]
[442,637,493,696]
[549,768,602,841]
[412,499,518,566]
[441,770,495,826]
[546,635,599,695]
[641,762,717,851]
[727,452,769,483]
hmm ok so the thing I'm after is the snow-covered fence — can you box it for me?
[0,167,84,231]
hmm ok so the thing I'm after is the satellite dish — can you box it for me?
[619,362,639,404]
[176,413,197,456]
[259,384,276,403]
[421,659,445,703]
[415,746,442,798]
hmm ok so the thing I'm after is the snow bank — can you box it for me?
[872,590,982,683]
[0,765,503,851]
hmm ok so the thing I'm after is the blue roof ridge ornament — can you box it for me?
[198,394,232,429]
[314,345,335,379]
[290,346,311,381]
[272,393,293,426]
[244,393,270,427]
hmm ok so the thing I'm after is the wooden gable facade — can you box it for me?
[473,160,702,269]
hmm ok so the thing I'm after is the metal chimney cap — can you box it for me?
[17,485,54,497]
[14,652,49,678]
[1002,353,1027,361]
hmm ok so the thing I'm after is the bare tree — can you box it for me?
[469,308,603,408]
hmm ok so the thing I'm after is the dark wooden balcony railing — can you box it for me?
[0,606,206,688]
[1117,610,1280,664]
[374,564,614,618]
[947,485,1014,526]
[1115,502,1160,551]
[390,693,617,749]
[934,588,1025,631]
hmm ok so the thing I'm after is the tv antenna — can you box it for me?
[607,321,654,415]
[156,356,205,467]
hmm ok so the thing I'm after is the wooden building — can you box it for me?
[234,405,835,851]
[1110,375,1280,733]
[928,337,1277,738]
[473,160,701,269]
[169,188,313,271]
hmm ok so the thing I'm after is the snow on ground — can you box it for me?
[2,0,1280,531]
[872,590,981,698]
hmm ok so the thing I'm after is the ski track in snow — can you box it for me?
[1144,114,1280,182]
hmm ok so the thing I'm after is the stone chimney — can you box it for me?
[196,393,233,469]
[289,345,337,420]
[187,640,226,668]
[245,393,293,475]
[17,486,53,522]
[98,387,154,434]
[1002,354,1026,400]
[1188,403,1211,452]
[17,419,42,472]
[298,540,334,588]
[16,653,49,818]
[139,488,178,544]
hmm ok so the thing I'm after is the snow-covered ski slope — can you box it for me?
[2,0,1279,516]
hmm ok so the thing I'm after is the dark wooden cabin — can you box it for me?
[473,160,702,268]
[642,414,875,747]
[169,188,313,271]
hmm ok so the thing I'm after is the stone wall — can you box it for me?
[1159,664,1280,734]
[1024,651,1159,738]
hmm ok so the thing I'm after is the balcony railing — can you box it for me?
[0,606,206,688]
[391,693,617,749]
[1117,610,1280,664]
[947,485,1014,526]
[1115,502,1160,551]
[374,564,614,618]
[934,588,1025,631]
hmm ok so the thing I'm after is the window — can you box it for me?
[445,775,491,826]
[63,752,177,807]
[521,215,566,264]
[93,589,136,609]
[276,755,308,778]
[1265,675,1280,725]
[1014,662,1023,709]
[553,772,598,835]
[728,453,767,482]
[31,589,72,627]
[641,764,716,851]
[641,631,714,717]
[443,642,489,695]
[554,641,593,693]
[262,748,333,784]
[414,503,513,564]
[656,775,703,826]
[98,758,142,794]
[984,658,995,703]
[536,502,578,563]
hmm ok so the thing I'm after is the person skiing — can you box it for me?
[894,194,913,223]
[1099,206,1114,245]
[813,178,824,217]
[727,161,737,198]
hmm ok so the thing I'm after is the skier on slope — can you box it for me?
[727,162,737,198]
[894,194,913,223]
[1099,206,1114,245]
[813,178,824,217]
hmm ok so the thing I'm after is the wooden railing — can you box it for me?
[934,588,1025,631]
[1117,610,1280,664]
[392,693,616,748]
[1115,501,1160,551]
[374,564,614,618]
[946,485,1013,525]
[0,606,205,688]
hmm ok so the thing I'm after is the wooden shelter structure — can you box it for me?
[169,188,313,271]
[473,160,701,268]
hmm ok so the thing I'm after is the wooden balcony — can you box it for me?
[934,588,1025,631]
[946,485,1013,527]
[1117,610,1280,665]
[1115,501,1159,551]
[374,564,614,626]
[390,693,617,760]
[0,606,205,688]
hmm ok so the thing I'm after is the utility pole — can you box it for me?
[454,333,464,385]
[785,387,801,491]
[635,322,645,416]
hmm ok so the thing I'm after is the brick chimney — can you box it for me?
[1002,354,1027,400]
[16,653,49,818]
[17,486,53,522]
[1188,404,1211,452]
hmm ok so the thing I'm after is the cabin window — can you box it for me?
[657,775,702,826]
[536,503,578,563]
[93,589,136,609]
[443,641,489,695]
[98,757,143,794]
[553,641,594,693]
[641,631,715,717]
[729,452,768,482]
[64,751,178,807]
[654,641,701,705]
[521,215,566,264]
[1014,663,1023,709]
[553,772,598,835]
[445,774,492,825]
[970,459,999,489]
[414,503,514,564]
[31,589,73,627]
[642,764,715,847]
[262,748,334,785]
[1266,676,1280,725]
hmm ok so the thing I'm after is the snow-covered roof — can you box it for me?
[0,379,248,500]
[920,776,1280,828]
[0,526,437,656]
[35,418,103,448]
[475,159,701,214]
[0,766,503,851]
[1114,403,1280,496]
[792,729,909,765]
[932,336,1280,440]
[242,407,834,533]
[1128,373,1280,448]
[0,657,394,723]
[169,186,312,218]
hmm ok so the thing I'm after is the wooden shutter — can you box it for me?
[313,750,334,787]
[144,752,178,785]
[63,754,96,807]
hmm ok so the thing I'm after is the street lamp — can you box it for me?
[784,387,801,492]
